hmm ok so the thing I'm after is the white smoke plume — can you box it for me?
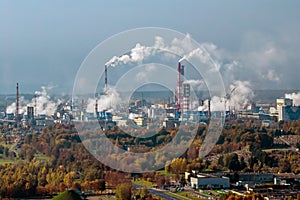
[226,80,254,110]
[105,34,201,67]
[105,43,158,67]
[93,31,300,119]
[6,96,26,114]
[33,86,62,115]
[6,86,61,116]
[104,34,238,86]
[6,103,16,114]
[178,47,211,65]
[285,92,300,106]
[86,86,121,113]
[197,80,254,111]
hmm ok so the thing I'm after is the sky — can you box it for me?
[0,0,300,94]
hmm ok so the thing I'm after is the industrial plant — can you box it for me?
[0,62,300,200]
[1,61,300,131]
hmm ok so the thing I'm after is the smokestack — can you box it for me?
[34,94,37,117]
[15,83,19,126]
[105,65,108,93]
[176,62,183,111]
[181,65,184,76]
[95,99,98,118]
[208,99,211,118]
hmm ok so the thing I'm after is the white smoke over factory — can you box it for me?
[104,34,256,113]
[86,86,121,113]
[197,80,254,112]
[105,43,158,67]
[227,80,254,110]
[6,86,61,116]
[33,86,62,115]
[6,96,26,114]
[105,34,201,68]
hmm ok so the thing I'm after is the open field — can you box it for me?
[133,179,154,188]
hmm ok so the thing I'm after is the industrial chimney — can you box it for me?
[176,62,184,111]
[95,99,98,118]
[15,83,19,127]
[208,99,211,118]
[104,65,108,93]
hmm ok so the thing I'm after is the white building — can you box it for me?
[190,173,230,189]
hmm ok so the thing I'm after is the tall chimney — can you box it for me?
[34,94,37,117]
[208,99,211,118]
[176,62,182,111]
[95,99,98,118]
[105,65,108,93]
[15,83,19,126]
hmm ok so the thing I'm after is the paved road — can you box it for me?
[148,188,181,200]
[135,184,180,200]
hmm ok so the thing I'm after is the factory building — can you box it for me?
[25,106,36,126]
[278,105,300,121]
[277,98,300,121]
[238,173,274,185]
[276,98,293,112]
[182,83,190,117]
[190,173,230,189]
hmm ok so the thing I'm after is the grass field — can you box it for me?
[133,179,154,187]
[0,153,50,165]
[156,170,175,178]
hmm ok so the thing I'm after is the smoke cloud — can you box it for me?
[86,86,121,113]
[105,43,157,67]
[105,34,201,67]
[197,80,254,111]
[33,86,62,115]
[6,96,26,114]
[227,80,254,110]
[107,32,300,112]
[6,86,61,116]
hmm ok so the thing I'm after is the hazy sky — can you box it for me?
[0,0,300,94]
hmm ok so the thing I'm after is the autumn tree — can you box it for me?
[115,183,133,200]
[170,158,187,174]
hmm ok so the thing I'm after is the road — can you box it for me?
[135,184,180,200]
[148,188,181,200]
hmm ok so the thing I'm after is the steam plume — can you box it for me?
[6,86,61,116]
[86,86,121,113]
